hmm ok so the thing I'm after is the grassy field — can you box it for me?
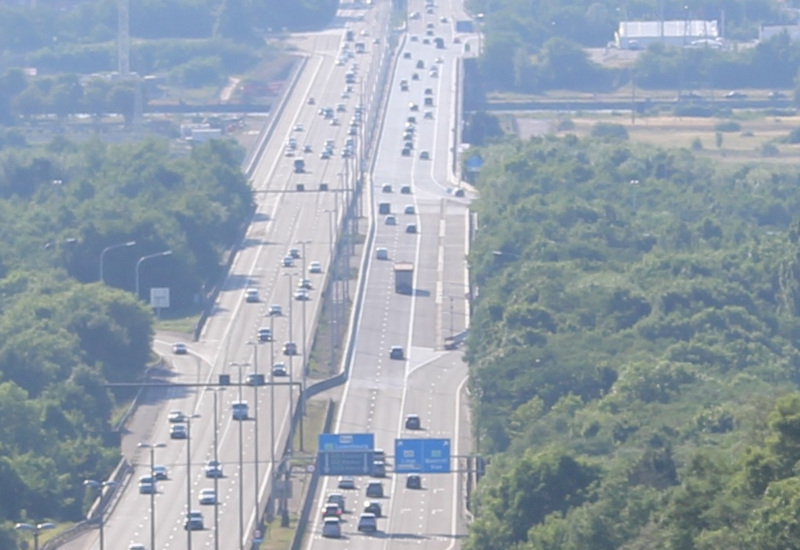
[514,111,800,164]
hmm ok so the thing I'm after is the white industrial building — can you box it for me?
[614,20,721,50]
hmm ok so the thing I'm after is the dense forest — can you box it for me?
[0,136,252,547]
[464,132,800,548]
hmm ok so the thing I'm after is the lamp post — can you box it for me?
[135,250,172,300]
[247,340,261,521]
[284,273,297,456]
[268,313,277,520]
[185,415,198,550]
[14,522,55,550]
[138,442,166,550]
[231,361,249,550]
[83,479,118,550]
[99,240,136,283]
[207,386,225,550]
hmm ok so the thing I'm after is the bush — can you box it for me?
[784,127,800,144]
[761,142,779,156]
[590,122,628,140]
[691,137,703,151]
[715,121,741,132]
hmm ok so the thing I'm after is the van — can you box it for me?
[322,517,341,538]
[232,401,248,420]
[358,513,378,533]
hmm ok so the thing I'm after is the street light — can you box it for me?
[15,522,55,550]
[135,250,172,301]
[185,414,199,550]
[138,442,166,550]
[231,361,250,550]
[247,340,261,522]
[206,386,225,550]
[284,273,298,456]
[99,240,136,283]
[83,479,118,550]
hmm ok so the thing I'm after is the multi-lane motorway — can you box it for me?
[67,0,475,547]
[305,0,475,546]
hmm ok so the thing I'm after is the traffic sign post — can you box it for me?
[394,438,451,473]
[317,433,375,476]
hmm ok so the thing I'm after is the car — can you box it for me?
[232,401,249,420]
[405,414,421,430]
[410,10,421,18]
[385,215,397,226]
[129,544,146,550]
[406,474,422,489]
[430,68,438,78]
[426,30,434,37]
[268,304,282,316]
[419,151,430,160]
[400,185,412,194]
[320,150,331,159]
[424,88,433,95]
[427,6,434,13]
[308,261,323,274]
[358,512,378,533]
[453,36,461,43]
[293,124,304,132]
[258,327,272,342]
[297,278,312,290]
[283,342,298,356]
[152,465,168,480]
[382,183,393,193]
[170,423,187,439]
[199,488,217,505]
[322,517,342,538]
[168,410,187,423]
[172,342,187,355]
[184,511,204,531]
[390,345,404,359]
[245,288,259,303]
[205,460,223,478]
[424,110,434,119]
[440,15,448,22]
[338,476,356,489]
[416,60,425,68]
[322,502,342,519]
[138,475,156,494]
[406,223,418,234]
[423,38,431,44]
[403,51,412,59]
[410,35,419,41]
[336,103,346,112]
[293,288,310,301]
[374,448,386,463]
[282,256,294,267]
[376,247,389,260]
[245,372,265,386]
[366,481,384,498]
[372,460,386,477]
[724,91,747,99]
[307,97,316,105]
[303,144,312,153]
[327,493,346,512]
[769,90,787,99]
[404,205,415,214]
[454,188,466,198]
[330,118,340,126]
[272,362,288,377]
[363,500,382,517]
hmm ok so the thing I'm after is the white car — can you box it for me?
[269,304,283,316]
[294,289,310,301]
[308,261,323,274]
[338,476,356,489]
[199,488,217,505]
[172,342,187,354]
[168,410,187,423]
[245,288,259,303]
[294,124,304,132]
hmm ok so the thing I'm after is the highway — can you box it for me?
[67,2,394,550]
[305,0,476,546]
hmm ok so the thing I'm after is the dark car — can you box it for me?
[406,474,422,489]
[405,414,421,430]
[363,500,382,517]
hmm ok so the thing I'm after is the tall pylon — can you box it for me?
[118,0,130,76]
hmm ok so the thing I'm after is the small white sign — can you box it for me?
[150,287,170,308]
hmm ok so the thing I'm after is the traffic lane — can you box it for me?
[406,199,445,350]
[389,351,469,546]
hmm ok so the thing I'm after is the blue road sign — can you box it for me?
[318,433,375,476]
[394,438,451,473]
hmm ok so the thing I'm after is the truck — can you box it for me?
[394,263,414,294]
[293,158,305,173]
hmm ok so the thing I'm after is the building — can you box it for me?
[614,20,721,50]
[759,24,800,42]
